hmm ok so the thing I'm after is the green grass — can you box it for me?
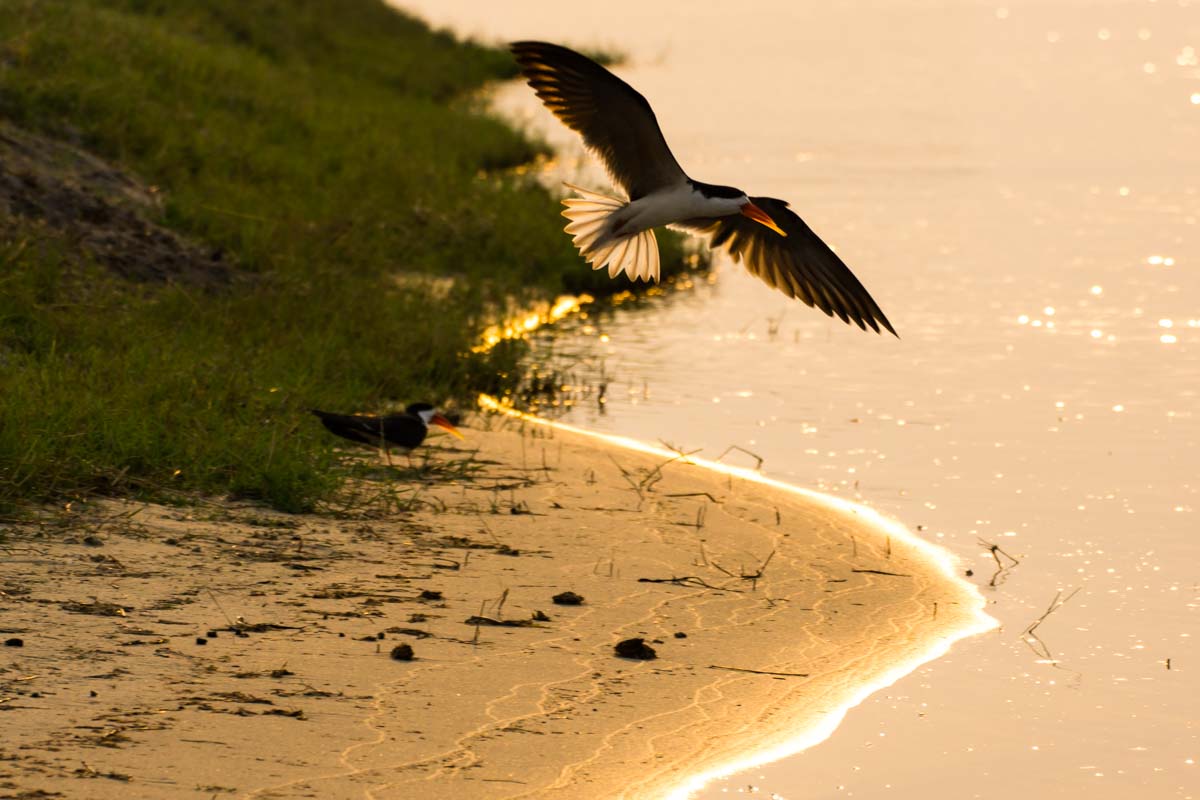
[0,0,700,513]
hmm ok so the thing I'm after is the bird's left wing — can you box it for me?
[511,41,687,199]
[673,197,897,336]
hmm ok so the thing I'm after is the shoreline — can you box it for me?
[480,399,999,798]
[1,412,994,799]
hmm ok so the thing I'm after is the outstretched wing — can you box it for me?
[675,198,897,336]
[511,41,687,199]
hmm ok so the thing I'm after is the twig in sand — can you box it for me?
[665,492,722,504]
[672,502,708,529]
[709,664,809,678]
[637,576,742,593]
[641,445,702,492]
[607,454,646,501]
[205,588,236,628]
[851,568,910,577]
[714,445,764,470]
[709,560,737,579]
[742,549,776,590]
[472,601,485,645]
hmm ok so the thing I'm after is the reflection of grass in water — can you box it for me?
[0,0,700,513]
[505,280,709,416]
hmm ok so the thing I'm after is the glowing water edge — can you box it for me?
[479,395,996,798]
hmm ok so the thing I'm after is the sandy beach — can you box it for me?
[1,411,988,799]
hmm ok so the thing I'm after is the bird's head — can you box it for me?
[695,182,787,238]
[407,403,465,440]
[739,199,787,238]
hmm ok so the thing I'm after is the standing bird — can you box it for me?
[311,403,464,455]
[511,41,896,336]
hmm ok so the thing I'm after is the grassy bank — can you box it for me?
[0,0,697,512]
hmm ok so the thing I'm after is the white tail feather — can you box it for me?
[560,183,660,283]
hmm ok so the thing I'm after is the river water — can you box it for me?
[398,1,1198,796]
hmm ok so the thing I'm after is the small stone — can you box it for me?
[674,632,688,639]
[4,637,24,648]
[532,610,551,622]
[195,637,208,646]
[552,591,584,606]
[206,630,218,638]
[965,569,974,577]
[419,590,443,601]
[390,644,415,661]
[614,638,657,660]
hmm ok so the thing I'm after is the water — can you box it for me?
[398,1,1198,796]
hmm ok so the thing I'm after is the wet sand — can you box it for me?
[0,414,987,798]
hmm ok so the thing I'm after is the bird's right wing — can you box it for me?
[673,197,897,336]
[511,41,687,199]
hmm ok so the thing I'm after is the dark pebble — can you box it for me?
[390,644,415,661]
[965,569,974,577]
[532,610,551,621]
[419,589,443,601]
[4,637,24,648]
[614,638,657,660]
[552,591,584,606]
[82,535,104,547]
[195,637,207,646]
[206,630,218,638]
[674,632,688,639]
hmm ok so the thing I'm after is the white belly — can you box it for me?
[617,184,740,235]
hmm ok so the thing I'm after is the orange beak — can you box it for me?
[740,202,787,237]
[430,414,465,440]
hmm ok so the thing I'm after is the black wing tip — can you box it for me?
[510,40,575,54]
[510,41,585,64]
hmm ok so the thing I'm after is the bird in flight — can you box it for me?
[311,403,463,457]
[511,41,896,336]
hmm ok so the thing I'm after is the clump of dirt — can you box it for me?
[552,590,584,606]
[614,637,657,660]
[0,122,236,288]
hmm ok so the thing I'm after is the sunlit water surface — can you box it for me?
[397,1,1198,796]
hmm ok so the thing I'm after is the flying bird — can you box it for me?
[311,403,464,453]
[510,41,896,336]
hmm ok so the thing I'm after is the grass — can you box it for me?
[0,0,700,513]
